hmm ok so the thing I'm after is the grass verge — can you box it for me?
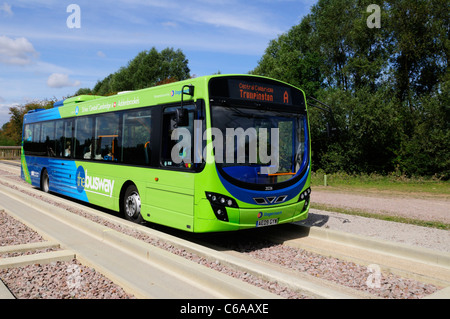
[311,171,450,196]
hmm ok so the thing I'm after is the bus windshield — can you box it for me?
[211,104,308,185]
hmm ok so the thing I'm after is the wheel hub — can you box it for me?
[125,192,141,217]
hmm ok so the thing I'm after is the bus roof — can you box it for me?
[23,74,305,124]
[55,95,104,107]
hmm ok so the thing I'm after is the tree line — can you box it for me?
[251,0,449,179]
[1,0,448,178]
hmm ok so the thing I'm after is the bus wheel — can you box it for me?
[41,169,49,193]
[123,185,144,224]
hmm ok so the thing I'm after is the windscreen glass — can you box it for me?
[211,105,307,185]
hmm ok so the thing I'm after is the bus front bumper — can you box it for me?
[195,200,309,232]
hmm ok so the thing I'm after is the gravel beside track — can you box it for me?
[0,210,44,246]
[0,210,135,299]
[0,165,448,299]
[0,260,135,299]
[241,241,439,299]
[298,209,450,253]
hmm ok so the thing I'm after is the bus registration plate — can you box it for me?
[256,218,278,227]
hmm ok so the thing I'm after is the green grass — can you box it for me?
[311,171,450,196]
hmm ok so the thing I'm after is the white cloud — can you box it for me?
[115,0,281,36]
[47,73,81,88]
[162,21,177,28]
[0,35,38,65]
[187,7,282,36]
[0,2,13,16]
[97,51,106,58]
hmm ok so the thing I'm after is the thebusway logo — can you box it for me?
[76,166,115,197]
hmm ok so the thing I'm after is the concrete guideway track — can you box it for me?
[0,163,373,299]
[1,161,449,299]
[0,174,364,299]
[0,183,279,299]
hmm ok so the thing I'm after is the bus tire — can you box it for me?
[41,169,49,193]
[123,185,144,224]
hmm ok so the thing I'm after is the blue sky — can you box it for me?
[0,0,316,126]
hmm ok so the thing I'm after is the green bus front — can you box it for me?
[21,74,310,233]
[192,76,311,232]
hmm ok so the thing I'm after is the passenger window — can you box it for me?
[122,109,152,165]
[41,121,56,157]
[23,124,32,155]
[63,120,73,158]
[161,105,196,169]
[55,121,63,157]
[74,117,93,159]
[33,123,41,146]
[31,123,45,156]
[94,113,120,162]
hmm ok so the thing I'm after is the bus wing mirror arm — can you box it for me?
[177,85,194,126]
[308,96,338,138]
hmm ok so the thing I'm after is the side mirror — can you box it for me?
[184,85,194,96]
[326,122,338,138]
[176,108,189,127]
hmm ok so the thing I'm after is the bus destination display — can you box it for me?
[228,79,292,105]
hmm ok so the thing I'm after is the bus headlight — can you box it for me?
[298,187,311,211]
[205,192,239,222]
[206,192,238,208]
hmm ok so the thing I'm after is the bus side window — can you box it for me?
[32,123,45,156]
[41,121,56,157]
[122,108,152,165]
[55,120,64,157]
[23,124,32,155]
[64,120,73,158]
[75,116,93,160]
[94,113,120,162]
[161,105,194,169]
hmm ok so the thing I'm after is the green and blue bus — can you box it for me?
[21,74,311,232]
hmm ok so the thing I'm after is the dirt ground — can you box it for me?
[311,187,450,224]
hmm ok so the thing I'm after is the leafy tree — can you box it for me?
[0,123,16,146]
[396,78,450,178]
[1,100,54,145]
[251,15,324,96]
[252,0,449,178]
[386,0,449,107]
[91,47,190,95]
